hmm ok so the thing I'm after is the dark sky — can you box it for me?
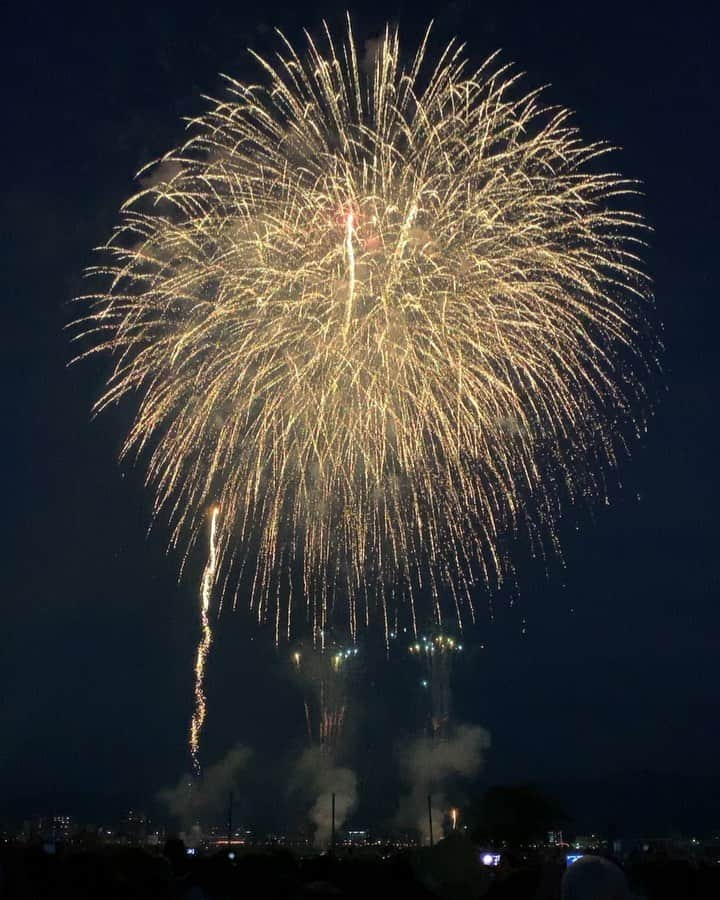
[2,0,718,835]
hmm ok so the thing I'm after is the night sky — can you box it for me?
[2,0,718,835]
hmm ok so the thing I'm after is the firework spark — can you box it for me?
[410,632,463,739]
[189,505,219,773]
[292,643,359,756]
[75,19,652,642]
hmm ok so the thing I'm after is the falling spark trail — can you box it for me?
[344,212,356,339]
[292,644,359,756]
[411,632,462,740]
[189,505,219,774]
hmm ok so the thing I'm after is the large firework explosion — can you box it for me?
[75,19,652,644]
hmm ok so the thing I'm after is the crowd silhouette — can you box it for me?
[1,831,719,899]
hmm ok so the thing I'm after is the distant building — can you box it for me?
[346,829,369,844]
[53,815,73,840]
[23,815,74,842]
[547,830,567,847]
[121,810,147,842]
[573,834,601,850]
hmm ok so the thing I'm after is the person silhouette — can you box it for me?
[561,855,631,900]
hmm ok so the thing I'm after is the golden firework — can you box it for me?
[189,504,219,773]
[75,20,653,643]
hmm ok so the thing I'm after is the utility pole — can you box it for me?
[427,794,434,847]
[331,792,336,852]
[227,791,233,850]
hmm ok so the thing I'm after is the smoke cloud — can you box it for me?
[293,747,358,846]
[359,23,399,76]
[158,743,252,835]
[360,36,383,76]
[137,158,184,190]
[397,724,491,841]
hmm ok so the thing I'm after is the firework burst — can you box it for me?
[410,632,463,740]
[74,19,653,642]
[292,643,359,756]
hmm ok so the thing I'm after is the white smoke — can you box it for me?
[158,743,251,834]
[293,747,358,846]
[360,36,383,76]
[397,724,490,841]
[137,158,184,190]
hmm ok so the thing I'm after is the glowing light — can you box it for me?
[189,505,219,774]
[411,631,461,739]
[75,20,653,644]
[292,642,359,755]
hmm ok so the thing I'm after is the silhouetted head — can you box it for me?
[162,837,187,874]
[562,855,630,900]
